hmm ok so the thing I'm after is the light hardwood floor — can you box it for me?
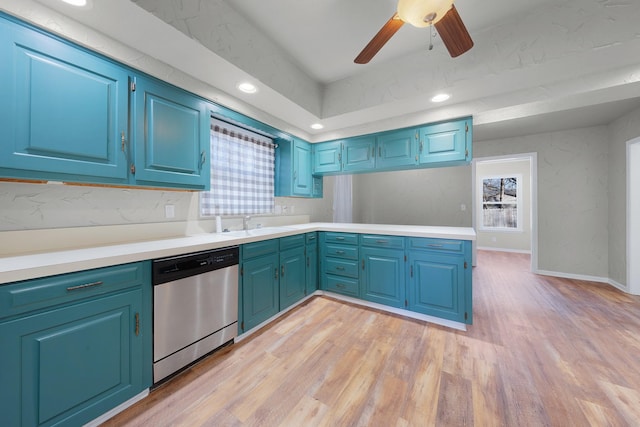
[103,251,640,426]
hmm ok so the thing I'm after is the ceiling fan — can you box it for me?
[354,0,473,64]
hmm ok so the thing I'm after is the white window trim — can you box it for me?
[477,173,523,232]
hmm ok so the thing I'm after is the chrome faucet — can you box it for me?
[243,215,251,230]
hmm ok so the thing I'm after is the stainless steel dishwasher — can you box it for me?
[152,246,239,384]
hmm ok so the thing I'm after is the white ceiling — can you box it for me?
[14,0,640,142]
[226,0,554,84]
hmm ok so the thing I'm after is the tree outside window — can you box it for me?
[482,177,519,229]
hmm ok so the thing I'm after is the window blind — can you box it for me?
[200,120,275,216]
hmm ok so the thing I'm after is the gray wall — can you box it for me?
[352,166,472,227]
[608,106,640,287]
[352,125,612,279]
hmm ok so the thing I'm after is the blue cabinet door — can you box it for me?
[279,246,306,309]
[342,137,376,172]
[0,289,144,427]
[418,118,470,165]
[361,247,405,308]
[0,18,129,183]
[293,140,313,196]
[313,141,342,174]
[376,128,418,170]
[132,76,210,190]
[408,252,466,322]
[241,253,279,332]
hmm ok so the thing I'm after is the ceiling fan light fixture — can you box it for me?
[397,0,453,28]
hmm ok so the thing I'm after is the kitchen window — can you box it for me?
[480,175,521,231]
[200,119,275,216]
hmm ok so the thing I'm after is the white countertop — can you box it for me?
[0,223,475,284]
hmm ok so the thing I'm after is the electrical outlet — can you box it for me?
[164,204,175,219]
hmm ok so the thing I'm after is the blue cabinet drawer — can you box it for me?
[305,232,318,244]
[324,258,359,278]
[279,234,305,250]
[325,244,359,260]
[242,239,279,259]
[324,232,358,245]
[408,238,464,253]
[325,275,359,297]
[360,234,405,249]
[0,262,147,320]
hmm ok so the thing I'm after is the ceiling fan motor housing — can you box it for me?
[397,0,454,27]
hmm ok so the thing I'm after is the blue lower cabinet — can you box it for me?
[279,246,306,310]
[240,252,279,332]
[0,261,151,427]
[360,247,405,308]
[408,251,466,322]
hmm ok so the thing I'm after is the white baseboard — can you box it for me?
[317,291,467,331]
[607,278,628,293]
[84,389,149,427]
[477,246,531,254]
[234,292,318,343]
[535,269,623,288]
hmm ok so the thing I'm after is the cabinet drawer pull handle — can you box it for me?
[281,265,285,276]
[121,132,126,152]
[135,313,140,336]
[335,237,345,241]
[362,259,365,270]
[335,250,345,255]
[66,281,103,292]
[275,268,279,280]
[336,283,346,289]
[428,244,444,248]
[335,266,345,271]
[200,151,206,168]
[376,240,388,244]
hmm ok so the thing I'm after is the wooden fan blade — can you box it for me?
[355,14,404,64]
[434,5,474,58]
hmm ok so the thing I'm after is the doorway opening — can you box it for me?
[472,153,538,271]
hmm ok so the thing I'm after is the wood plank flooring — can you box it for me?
[103,251,640,426]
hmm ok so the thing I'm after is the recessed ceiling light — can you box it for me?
[237,82,257,94]
[311,123,324,130]
[431,93,450,103]
[61,0,87,6]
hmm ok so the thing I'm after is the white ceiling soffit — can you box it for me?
[9,0,640,141]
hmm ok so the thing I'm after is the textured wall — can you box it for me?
[0,180,334,232]
[476,159,532,252]
[353,126,611,278]
[352,166,472,227]
[475,127,610,278]
[607,106,640,287]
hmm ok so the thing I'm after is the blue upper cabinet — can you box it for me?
[132,76,210,190]
[275,138,318,197]
[0,16,129,184]
[418,117,471,165]
[313,141,342,174]
[376,128,419,170]
[342,136,376,172]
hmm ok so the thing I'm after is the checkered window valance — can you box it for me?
[200,120,275,216]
